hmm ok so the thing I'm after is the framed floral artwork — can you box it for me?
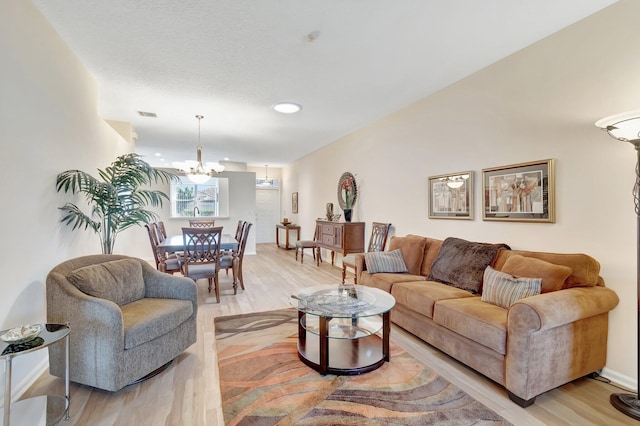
[482,159,555,222]
[292,192,298,214]
[428,171,473,220]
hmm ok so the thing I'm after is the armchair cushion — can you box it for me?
[67,258,145,306]
[122,298,194,349]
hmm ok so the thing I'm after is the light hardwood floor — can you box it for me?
[23,243,634,425]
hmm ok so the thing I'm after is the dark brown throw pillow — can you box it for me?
[427,237,510,293]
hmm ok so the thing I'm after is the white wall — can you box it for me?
[0,1,132,402]
[284,0,640,389]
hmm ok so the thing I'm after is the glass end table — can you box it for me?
[1,324,70,426]
[290,284,395,375]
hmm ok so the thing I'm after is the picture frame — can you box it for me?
[482,159,555,222]
[428,171,473,220]
[292,192,298,214]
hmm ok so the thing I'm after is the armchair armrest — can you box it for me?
[141,262,198,315]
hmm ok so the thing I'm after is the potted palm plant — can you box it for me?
[56,153,176,254]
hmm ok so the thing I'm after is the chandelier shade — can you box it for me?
[172,115,225,183]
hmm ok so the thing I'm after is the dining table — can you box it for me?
[156,233,239,273]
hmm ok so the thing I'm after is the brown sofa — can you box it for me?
[354,235,619,407]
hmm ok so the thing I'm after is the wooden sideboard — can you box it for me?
[315,220,365,265]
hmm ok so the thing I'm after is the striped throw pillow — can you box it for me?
[364,249,408,274]
[481,266,542,309]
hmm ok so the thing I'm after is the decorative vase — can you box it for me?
[343,208,352,222]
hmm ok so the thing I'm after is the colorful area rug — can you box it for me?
[215,309,511,425]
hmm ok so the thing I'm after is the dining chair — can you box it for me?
[145,224,181,274]
[231,222,252,291]
[156,221,168,240]
[189,219,215,228]
[295,224,321,266]
[234,220,246,243]
[181,226,224,303]
[342,222,391,284]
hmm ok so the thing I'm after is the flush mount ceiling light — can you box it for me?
[172,115,225,184]
[273,102,302,114]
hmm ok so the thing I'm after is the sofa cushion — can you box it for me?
[419,237,444,277]
[121,298,194,350]
[360,272,425,293]
[481,266,542,309]
[434,297,508,355]
[67,259,145,306]
[427,237,510,294]
[364,249,408,273]
[501,254,572,293]
[388,235,427,275]
[493,249,601,289]
[392,280,476,319]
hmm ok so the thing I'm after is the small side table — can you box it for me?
[1,324,70,426]
[276,224,300,250]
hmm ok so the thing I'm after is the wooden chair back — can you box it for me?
[367,222,392,252]
[156,221,168,241]
[189,219,216,228]
[234,220,246,242]
[181,226,223,268]
[145,223,162,268]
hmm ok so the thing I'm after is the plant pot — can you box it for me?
[343,208,352,222]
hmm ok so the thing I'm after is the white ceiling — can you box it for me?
[33,0,617,168]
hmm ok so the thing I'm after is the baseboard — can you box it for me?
[600,367,637,392]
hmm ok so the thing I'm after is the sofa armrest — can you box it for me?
[354,253,367,282]
[508,286,619,332]
[505,286,619,404]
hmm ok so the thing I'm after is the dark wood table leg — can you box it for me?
[319,316,329,375]
[275,226,280,248]
[383,311,391,362]
[298,310,305,344]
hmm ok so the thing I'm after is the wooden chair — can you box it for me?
[188,219,215,228]
[234,220,246,242]
[220,222,253,291]
[156,221,168,240]
[295,224,321,266]
[181,226,224,302]
[342,222,391,284]
[145,224,181,274]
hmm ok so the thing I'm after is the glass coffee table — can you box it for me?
[290,284,395,375]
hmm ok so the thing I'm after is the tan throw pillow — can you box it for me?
[388,236,427,275]
[502,254,572,293]
[481,266,542,309]
[67,258,146,306]
[364,249,408,274]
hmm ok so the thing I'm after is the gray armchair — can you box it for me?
[46,254,197,392]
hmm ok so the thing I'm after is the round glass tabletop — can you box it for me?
[0,323,69,358]
[290,284,395,319]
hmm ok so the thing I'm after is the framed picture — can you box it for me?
[482,159,555,222]
[428,171,473,220]
[292,192,298,214]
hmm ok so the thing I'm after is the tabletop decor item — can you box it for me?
[56,153,177,254]
[337,172,357,222]
[1,324,42,344]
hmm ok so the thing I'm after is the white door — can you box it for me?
[256,188,280,243]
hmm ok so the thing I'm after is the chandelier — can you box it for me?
[258,164,274,186]
[172,115,225,184]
